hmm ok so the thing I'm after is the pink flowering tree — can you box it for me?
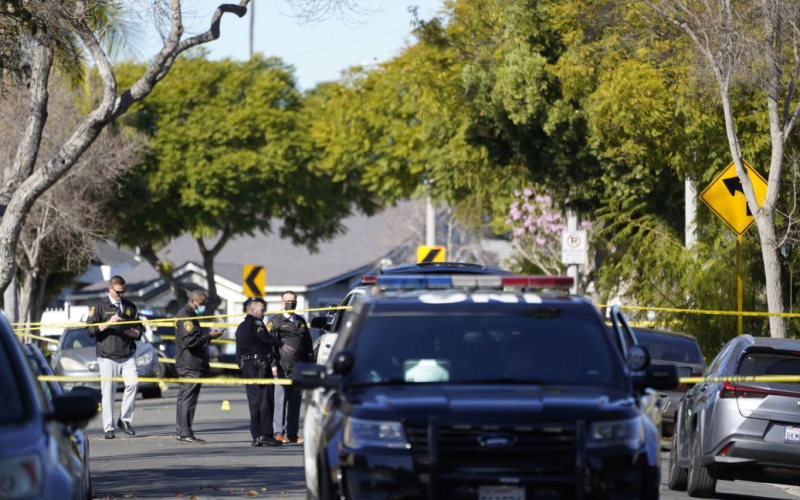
[506,188,591,274]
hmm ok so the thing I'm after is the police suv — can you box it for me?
[294,275,676,500]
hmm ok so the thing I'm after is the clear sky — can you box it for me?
[140,0,444,90]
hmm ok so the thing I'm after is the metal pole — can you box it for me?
[249,0,255,59]
[737,234,743,336]
[567,210,579,295]
[685,178,697,248]
[426,194,435,247]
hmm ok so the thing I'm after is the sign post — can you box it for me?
[243,265,265,298]
[699,160,768,336]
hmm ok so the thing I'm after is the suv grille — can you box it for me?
[405,420,586,499]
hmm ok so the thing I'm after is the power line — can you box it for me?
[285,27,411,58]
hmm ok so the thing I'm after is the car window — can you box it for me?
[348,312,622,387]
[24,354,55,403]
[737,351,800,378]
[634,331,705,365]
[706,342,734,376]
[62,328,97,349]
[0,342,26,423]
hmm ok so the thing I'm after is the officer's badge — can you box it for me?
[183,321,193,331]
[266,322,273,333]
[88,306,95,317]
[125,308,131,317]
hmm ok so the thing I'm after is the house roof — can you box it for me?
[78,201,422,293]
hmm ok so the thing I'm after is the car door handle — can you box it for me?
[699,383,708,392]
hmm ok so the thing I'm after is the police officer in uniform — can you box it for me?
[86,275,144,440]
[175,290,223,444]
[235,298,283,447]
[270,291,314,444]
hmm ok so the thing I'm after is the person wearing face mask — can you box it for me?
[174,290,223,444]
[269,291,314,444]
[235,298,284,447]
[86,275,144,440]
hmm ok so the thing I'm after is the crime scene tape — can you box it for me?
[37,375,292,385]
[596,303,800,319]
[11,305,352,333]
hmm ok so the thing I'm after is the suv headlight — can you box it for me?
[588,417,645,449]
[343,417,410,450]
[136,352,153,366]
[59,357,85,371]
[0,454,43,499]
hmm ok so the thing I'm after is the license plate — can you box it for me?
[785,426,800,443]
[478,485,525,500]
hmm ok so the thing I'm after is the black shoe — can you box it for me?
[178,435,206,444]
[257,435,282,447]
[104,431,115,440]
[116,419,135,436]
[251,439,262,447]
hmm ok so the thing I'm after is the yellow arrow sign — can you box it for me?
[243,265,265,298]
[700,161,768,235]
[417,245,446,263]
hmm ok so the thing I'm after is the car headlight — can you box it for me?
[588,417,645,448]
[343,417,410,450]
[136,352,153,366]
[0,454,43,499]
[59,357,86,371]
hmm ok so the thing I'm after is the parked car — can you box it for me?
[52,327,163,398]
[0,309,97,500]
[295,274,677,499]
[668,335,800,497]
[633,328,706,436]
[22,343,98,499]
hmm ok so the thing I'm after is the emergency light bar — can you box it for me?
[375,275,574,292]
[361,276,377,285]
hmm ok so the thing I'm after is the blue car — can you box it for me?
[0,310,97,499]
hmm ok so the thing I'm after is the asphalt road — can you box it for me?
[87,385,800,499]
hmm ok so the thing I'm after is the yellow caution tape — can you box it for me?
[679,375,800,384]
[38,375,292,385]
[14,331,59,343]
[596,303,800,319]
[12,305,351,332]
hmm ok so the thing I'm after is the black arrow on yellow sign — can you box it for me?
[421,248,441,263]
[723,172,752,216]
[244,266,264,297]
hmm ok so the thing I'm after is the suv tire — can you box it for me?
[687,431,716,498]
[667,431,687,491]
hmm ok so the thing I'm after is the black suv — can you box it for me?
[295,275,676,500]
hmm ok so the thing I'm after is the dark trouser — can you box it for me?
[241,359,275,439]
[176,368,202,438]
[274,367,303,437]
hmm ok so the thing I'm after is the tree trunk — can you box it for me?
[32,270,47,324]
[139,243,188,304]
[200,248,221,313]
[755,211,787,338]
[17,269,36,333]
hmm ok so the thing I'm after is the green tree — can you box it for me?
[113,54,374,310]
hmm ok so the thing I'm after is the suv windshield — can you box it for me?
[350,312,619,386]
[62,328,96,349]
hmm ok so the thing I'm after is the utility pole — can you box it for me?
[249,0,255,59]
[685,178,697,247]
[566,210,579,295]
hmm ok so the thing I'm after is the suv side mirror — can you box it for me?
[310,316,330,331]
[632,364,680,391]
[291,363,340,389]
[332,351,354,376]
[47,394,98,428]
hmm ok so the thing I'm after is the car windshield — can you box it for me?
[62,328,96,349]
[633,330,705,365]
[349,312,621,387]
[737,351,800,378]
[0,341,26,423]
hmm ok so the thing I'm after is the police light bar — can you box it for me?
[375,275,573,291]
[361,276,377,285]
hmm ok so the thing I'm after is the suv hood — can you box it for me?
[347,384,639,423]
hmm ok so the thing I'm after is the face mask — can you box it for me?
[195,304,206,315]
[284,301,297,311]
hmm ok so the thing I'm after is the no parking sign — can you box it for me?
[561,230,587,265]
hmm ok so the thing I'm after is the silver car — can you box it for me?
[53,328,163,399]
[668,335,800,497]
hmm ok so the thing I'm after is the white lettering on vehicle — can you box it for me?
[471,294,520,304]
[522,294,542,304]
[419,293,469,304]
